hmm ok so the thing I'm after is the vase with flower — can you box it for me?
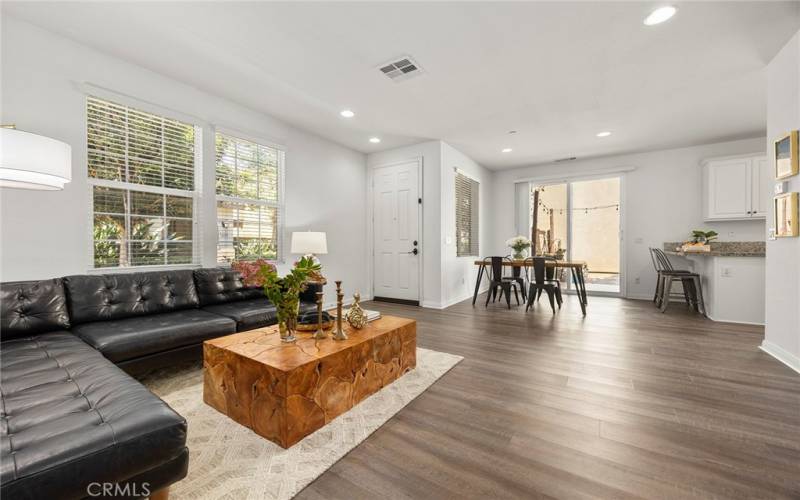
[234,256,321,342]
[506,235,532,261]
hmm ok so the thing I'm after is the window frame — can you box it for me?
[85,95,203,272]
[454,168,480,258]
[214,128,286,265]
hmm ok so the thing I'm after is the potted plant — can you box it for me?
[235,256,321,342]
[506,235,532,261]
[691,230,718,244]
[682,230,718,253]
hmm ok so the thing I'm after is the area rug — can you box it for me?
[140,348,462,500]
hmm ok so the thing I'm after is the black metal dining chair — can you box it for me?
[484,256,521,309]
[503,257,527,302]
[525,257,562,313]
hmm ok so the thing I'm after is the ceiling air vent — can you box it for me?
[378,56,423,82]
[554,156,578,163]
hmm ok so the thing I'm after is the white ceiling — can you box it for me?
[4,1,800,169]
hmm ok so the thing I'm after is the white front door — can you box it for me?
[372,161,420,302]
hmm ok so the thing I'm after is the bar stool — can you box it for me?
[651,248,707,317]
[649,247,693,305]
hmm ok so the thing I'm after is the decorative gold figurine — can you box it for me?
[332,280,348,341]
[313,291,327,339]
[345,292,367,329]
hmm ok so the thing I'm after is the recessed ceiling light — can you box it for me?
[644,6,676,26]
[502,148,513,153]
[369,137,381,143]
[596,131,612,137]
[340,109,355,118]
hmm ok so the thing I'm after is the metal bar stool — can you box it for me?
[651,248,707,317]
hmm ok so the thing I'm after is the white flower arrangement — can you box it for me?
[506,235,531,252]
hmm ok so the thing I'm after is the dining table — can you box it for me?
[472,259,589,315]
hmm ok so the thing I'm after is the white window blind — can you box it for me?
[455,170,480,257]
[87,96,199,268]
[215,133,284,263]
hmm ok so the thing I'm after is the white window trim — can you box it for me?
[85,94,204,271]
[213,129,286,265]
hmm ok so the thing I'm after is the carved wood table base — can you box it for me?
[203,315,416,448]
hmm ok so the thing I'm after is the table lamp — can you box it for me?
[290,231,327,283]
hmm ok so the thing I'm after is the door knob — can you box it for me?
[405,248,419,255]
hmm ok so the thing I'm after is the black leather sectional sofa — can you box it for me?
[0,268,320,499]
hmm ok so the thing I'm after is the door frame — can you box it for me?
[528,171,627,298]
[366,157,424,303]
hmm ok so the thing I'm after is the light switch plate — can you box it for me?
[775,181,788,195]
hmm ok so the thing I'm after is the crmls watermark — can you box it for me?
[87,482,151,497]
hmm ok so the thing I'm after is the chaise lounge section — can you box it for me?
[0,279,188,500]
[0,268,321,499]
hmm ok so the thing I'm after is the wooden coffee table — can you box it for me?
[203,315,416,448]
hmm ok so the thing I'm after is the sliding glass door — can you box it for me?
[530,176,622,295]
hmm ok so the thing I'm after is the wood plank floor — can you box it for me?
[296,295,800,500]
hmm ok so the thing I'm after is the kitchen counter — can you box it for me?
[661,242,765,325]
[663,241,765,257]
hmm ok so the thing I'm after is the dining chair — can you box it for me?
[503,257,527,302]
[484,256,521,309]
[525,257,562,313]
[532,256,560,303]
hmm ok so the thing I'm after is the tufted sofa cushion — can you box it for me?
[0,279,70,340]
[72,309,236,363]
[192,268,264,306]
[63,270,199,325]
[0,332,188,499]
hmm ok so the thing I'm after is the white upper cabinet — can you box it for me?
[751,155,770,217]
[703,154,768,221]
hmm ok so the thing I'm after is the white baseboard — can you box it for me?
[422,287,490,309]
[705,315,764,326]
[760,340,800,374]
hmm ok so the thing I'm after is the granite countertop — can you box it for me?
[663,241,765,257]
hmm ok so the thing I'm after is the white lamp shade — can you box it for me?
[0,128,72,190]
[290,231,328,255]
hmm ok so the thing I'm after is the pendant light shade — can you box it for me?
[0,128,72,190]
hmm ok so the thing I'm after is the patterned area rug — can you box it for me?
[141,348,462,500]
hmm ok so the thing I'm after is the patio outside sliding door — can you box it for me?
[530,175,622,295]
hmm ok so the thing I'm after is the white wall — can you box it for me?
[491,137,767,300]
[0,16,368,301]
[763,30,800,372]
[440,141,493,308]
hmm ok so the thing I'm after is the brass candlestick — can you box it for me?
[313,291,327,340]
[332,280,348,341]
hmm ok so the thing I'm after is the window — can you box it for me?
[87,96,199,268]
[215,133,283,263]
[455,170,479,257]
